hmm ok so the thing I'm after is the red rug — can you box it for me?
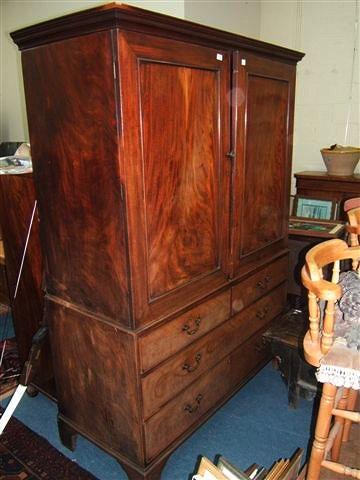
[0,409,98,479]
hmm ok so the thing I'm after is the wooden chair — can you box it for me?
[344,198,360,270]
[343,198,360,441]
[301,239,360,480]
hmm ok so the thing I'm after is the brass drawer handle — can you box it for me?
[182,353,202,373]
[256,275,271,290]
[182,316,201,336]
[256,306,269,319]
[184,394,203,414]
[256,280,266,290]
[255,339,267,353]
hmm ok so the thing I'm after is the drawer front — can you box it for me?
[144,329,268,461]
[142,283,286,418]
[139,291,230,372]
[232,255,288,314]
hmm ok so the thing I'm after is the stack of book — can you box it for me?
[193,448,305,480]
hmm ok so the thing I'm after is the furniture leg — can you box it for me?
[288,350,301,409]
[307,383,337,480]
[342,389,358,442]
[58,416,77,452]
[331,387,349,461]
[26,385,39,397]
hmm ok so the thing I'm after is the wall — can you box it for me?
[184,0,260,38]
[0,0,185,142]
[1,0,359,185]
[1,0,262,142]
[260,0,360,185]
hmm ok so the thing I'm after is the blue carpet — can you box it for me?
[3,363,314,480]
[0,311,14,340]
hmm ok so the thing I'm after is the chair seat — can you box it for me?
[316,270,360,390]
[317,337,360,389]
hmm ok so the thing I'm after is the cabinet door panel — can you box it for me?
[118,32,230,325]
[231,52,296,274]
[141,63,219,298]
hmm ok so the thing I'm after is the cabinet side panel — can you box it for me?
[21,31,130,325]
[46,298,143,463]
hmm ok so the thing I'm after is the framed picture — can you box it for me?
[281,448,303,480]
[292,196,337,220]
[193,457,229,480]
[289,217,345,239]
[216,457,250,480]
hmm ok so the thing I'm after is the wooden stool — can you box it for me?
[262,309,318,408]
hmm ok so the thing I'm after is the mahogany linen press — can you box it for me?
[11,4,304,479]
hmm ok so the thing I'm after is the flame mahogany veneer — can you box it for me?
[11,4,304,479]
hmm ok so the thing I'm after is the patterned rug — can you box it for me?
[0,409,98,479]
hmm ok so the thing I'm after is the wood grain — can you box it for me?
[139,290,230,372]
[141,62,220,298]
[46,297,143,464]
[22,31,131,326]
[118,31,231,325]
[144,328,269,461]
[141,283,285,418]
[12,5,303,479]
[231,52,295,276]
[241,74,288,254]
[0,174,53,392]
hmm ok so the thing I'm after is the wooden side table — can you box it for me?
[288,219,345,296]
[294,171,360,220]
[0,240,9,305]
[0,173,55,399]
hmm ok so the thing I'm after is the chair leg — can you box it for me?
[342,389,358,442]
[307,383,337,480]
[331,387,349,462]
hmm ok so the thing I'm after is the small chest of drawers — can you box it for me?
[294,171,360,220]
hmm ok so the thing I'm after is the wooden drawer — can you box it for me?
[141,283,286,418]
[232,255,288,314]
[138,290,230,372]
[144,328,269,461]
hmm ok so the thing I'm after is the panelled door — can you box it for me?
[117,31,231,326]
[230,51,296,276]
